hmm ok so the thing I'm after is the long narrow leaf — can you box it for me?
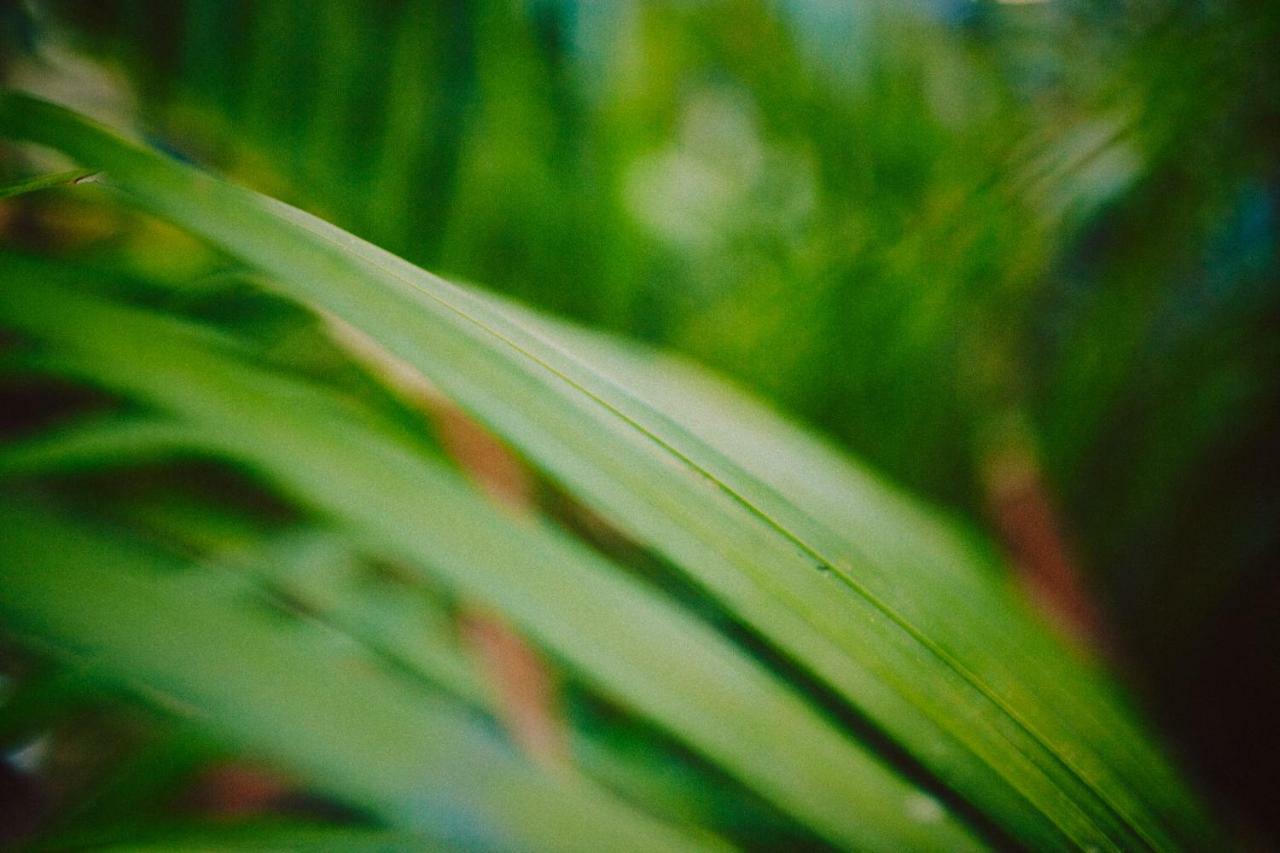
[0,500,706,852]
[0,92,1214,848]
[0,167,96,199]
[0,256,985,850]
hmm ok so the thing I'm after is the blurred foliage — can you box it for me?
[1,0,1278,845]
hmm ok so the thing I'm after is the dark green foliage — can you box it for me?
[1,0,1276,847]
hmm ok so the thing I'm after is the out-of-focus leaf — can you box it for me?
[36,820,443,852]
[0,415,201,475]
[499,296,1207,842]
[0,257,984,851]
[0,167,96,199]
[0,498,712,851]
[0,92,1216,848]
[0,663,96,752]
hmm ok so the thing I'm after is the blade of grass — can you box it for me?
[0,498,714,852]
[0,415,203,475]
[0,92,1214,848]
[502,297,1211,843]
[0,418,816,844]
[0,257,986,851]
[0,167,97,199]
[47,821,448,852]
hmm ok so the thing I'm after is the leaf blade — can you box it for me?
[0,91,1215,849]
[0,254,987,851]
[0,500,708,852]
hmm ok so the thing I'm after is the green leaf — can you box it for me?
[0,253,984,851]
[0,167,97,199]
[0,415,202,476]
[0,91,1215,849]
[0,663,98,752]
[501,296,1211,845]
[34,819,445,852]
[0,498,711,852]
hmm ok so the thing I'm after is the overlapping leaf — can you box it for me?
[0,500,699,852]
[0,255,982,850]
[0,92,1214,849]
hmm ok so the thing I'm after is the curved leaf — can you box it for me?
[0,91,1215,849]
[0,255,984,851]
[0,500,705,852]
